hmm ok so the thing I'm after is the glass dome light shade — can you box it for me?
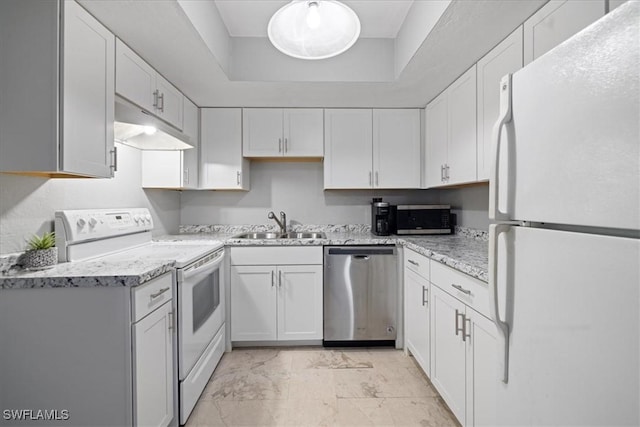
[268,1,361,60]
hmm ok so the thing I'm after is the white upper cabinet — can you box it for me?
[373,109,422,189]
[425,93,449,188]
[325,109,421,189]
[425,66,477,187]
[116,39,184,130]
[141,98,199,189]
[283,109,325,157]
[201,108,250,190]
[609,0,629,11]
[242,108,323,157]
[447,65,477,185]
[476,27,523,181]
[0,0,115,178]
[324,109,373,189]
[524,0,605,65]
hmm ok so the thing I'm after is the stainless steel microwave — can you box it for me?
[393,205,452,235]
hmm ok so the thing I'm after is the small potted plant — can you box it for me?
[20,231,58,270]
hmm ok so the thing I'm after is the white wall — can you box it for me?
[0,143,180,254]
[180,161,489,230]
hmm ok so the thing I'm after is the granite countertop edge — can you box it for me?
[1,227,488,289]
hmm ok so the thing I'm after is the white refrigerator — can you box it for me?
[488,2,639,426]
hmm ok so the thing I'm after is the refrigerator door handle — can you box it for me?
[489,224,511,383]
[489,74,513,222]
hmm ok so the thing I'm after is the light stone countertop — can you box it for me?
[0,225,488,288]
[0,257,175,289]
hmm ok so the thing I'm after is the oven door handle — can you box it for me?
[177,249,224,283]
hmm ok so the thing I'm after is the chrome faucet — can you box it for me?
[268,211,287,234]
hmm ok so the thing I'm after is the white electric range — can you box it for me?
[55,208,225,426]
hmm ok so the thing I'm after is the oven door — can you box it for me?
[177,248,225,380]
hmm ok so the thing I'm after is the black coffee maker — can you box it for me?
[371,198,392,236]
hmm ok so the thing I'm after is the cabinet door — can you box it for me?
[156,74,184,130]
[141,151,183,188]
[243,108,284,157]
[62,0,115,178]
[181,98,199,189]
[523,0,605,65]
[430,285,466,425]
[231,266,277,341]
[133,301,174,427]
[476,27,523,181]
[465,309,497,427]
[283,109,324,157]
[324,109,373,189]
[609,0,628,11]
[277,265,323,340]
[115,39,156,112]
[425,93,448,188]
[404,268,430,377]
[373,109,421,189]
[447,65,477,185]
[201,108,250,190]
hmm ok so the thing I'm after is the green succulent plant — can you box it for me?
[26,231,56,251]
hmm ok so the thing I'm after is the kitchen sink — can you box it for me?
[280,232,326,239]
[234,231,326,239]
[234,232,281,239]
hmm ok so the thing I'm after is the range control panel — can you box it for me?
[55,208,153,245]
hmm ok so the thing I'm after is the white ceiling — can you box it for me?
[78,0,547,108]
[214,0,415,38]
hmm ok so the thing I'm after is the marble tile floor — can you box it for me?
[186,347,460,427]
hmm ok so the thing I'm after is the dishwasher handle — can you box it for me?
[353,255,370,261]
[326,247,395,256]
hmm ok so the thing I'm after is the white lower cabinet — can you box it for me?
[133,301,174,427]
[230,247,323,342]
[404,249,431,376]
[429,263,497,427]
[131,272,175,427]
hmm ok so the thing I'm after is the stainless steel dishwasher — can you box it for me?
[323,246,397,346]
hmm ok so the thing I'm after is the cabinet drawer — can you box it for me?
[132,272,174,322]
[430,261,489,318]
[231,246,322,265]
[404,248,430,280]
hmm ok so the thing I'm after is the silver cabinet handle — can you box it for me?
[184,168,189,185]
[150,287,170,300]
[375,171,379,186]
[168,310,174,331]
[237,171,241,185]
[422,285,428,306]
[408,259,419,267]
[279,138,282,153]
[446,164,450,180]
[271,270,275,287]
[153,90,159,107]
[284,138,288,153]
[369,171,372,186]
[463,316,471,342]
[455,309,464,336]
[110,146,118,174]
[452,284,472,295]
[278,270,283,288]
[440,165,445,182]
[158,92,165,112]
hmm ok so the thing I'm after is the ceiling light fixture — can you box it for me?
[267,0,361,60]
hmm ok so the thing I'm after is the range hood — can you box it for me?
[114,96,193,150]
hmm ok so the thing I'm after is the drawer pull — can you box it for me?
[150,287,170,300]
[452,284,472,295]
[408,259,419,267]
